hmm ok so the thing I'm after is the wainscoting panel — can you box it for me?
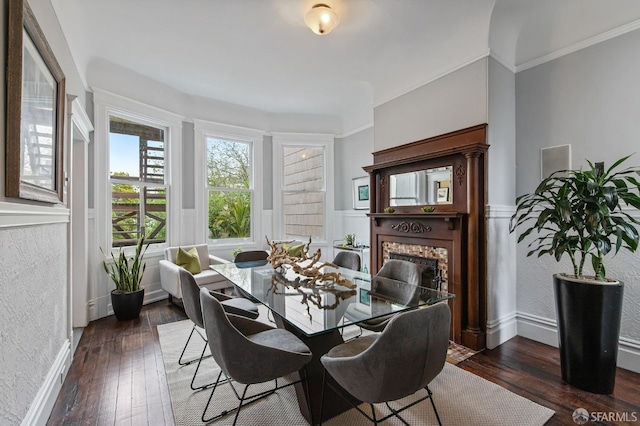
[20,340,71,426]
[0,222,69,424]
[485,205,517,349]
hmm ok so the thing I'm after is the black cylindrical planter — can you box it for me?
[111,288,145,321]
[553,274,623,394]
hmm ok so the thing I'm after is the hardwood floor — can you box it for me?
[48,301,187,426]
[460,337,640,425]
[48,301,640,425]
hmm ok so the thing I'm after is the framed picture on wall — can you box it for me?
[353,176,369,210]
[6,0,66,203]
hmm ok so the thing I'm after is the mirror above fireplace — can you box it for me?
[389,166,453,207]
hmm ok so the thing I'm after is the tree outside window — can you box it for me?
[207,138,252,240]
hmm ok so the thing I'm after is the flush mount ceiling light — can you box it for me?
[304,3,339,35]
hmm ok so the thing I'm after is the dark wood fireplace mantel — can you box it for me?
[364,124,488,350]
[369,212,463,229]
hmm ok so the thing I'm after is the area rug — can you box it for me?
[446,340,478,365]
[158,319,554,425]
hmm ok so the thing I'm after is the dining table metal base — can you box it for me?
[274,315,360,425]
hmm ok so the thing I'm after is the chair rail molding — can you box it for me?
[0,202,70,228]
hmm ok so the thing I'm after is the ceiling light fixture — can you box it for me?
[304,3,339,35]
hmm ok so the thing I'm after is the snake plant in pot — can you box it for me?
[510,155,640,394]
[102,236,149,320]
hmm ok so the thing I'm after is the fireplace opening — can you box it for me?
[388,252,442,291]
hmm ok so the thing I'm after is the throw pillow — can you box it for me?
[176,247,202,274]
[283,243,305,257]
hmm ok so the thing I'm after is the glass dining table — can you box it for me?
[211,261,454,424]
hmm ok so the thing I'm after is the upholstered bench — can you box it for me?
[159,244,232,306]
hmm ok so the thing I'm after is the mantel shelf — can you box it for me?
[367,212,465,229]
[367,212,463,219]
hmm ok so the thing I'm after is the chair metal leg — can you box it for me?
[177,325,198,366]
[341,323,363,341]
[385,402,410,426]
[232,385,251,425]
[178,324,215,390]
[369,403,378,425]
[202,371,236,423]
[202,372,255,423]
[324,370,441,425]
[189,341,214,390]
[426,385,443,426]
[202,371,306,424]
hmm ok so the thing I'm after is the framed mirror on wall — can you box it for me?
[388,166,453,207]
[6,0,66,203]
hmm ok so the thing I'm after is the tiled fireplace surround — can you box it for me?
[383,242,448,292]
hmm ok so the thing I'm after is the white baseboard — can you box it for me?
[515,311,559,348]
[516,312,640,374]
[21,339,71,426]
[143,287,169,305]
[72,328,84,354]
[486,312,518,349]
[618,338,640,374]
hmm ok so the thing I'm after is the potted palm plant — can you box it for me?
[102,236,149,320]
[510,155,640,394]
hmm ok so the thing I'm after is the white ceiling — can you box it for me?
[52,0,640,134]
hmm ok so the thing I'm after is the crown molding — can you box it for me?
[517,19,640,73]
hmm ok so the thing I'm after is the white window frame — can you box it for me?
[272,133,335,244]
[94,89,183,255]
[194,119,264,251]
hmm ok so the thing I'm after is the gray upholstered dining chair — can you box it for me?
[199,288,313,424]
[234,250,269,266]
[332,251,361,271]
[320,302,451,425]
[178,268,259,390]
[344,259,421,334]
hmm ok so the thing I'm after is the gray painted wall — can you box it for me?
[28,0,86,106]
[516,28,640,197]
[334,127,374,211]
[374,58,488,151]
[515,28,640,349]
[487,58,516,206]
[182,122,195,209]
[262,135,273,210]
[485,57,518,348]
